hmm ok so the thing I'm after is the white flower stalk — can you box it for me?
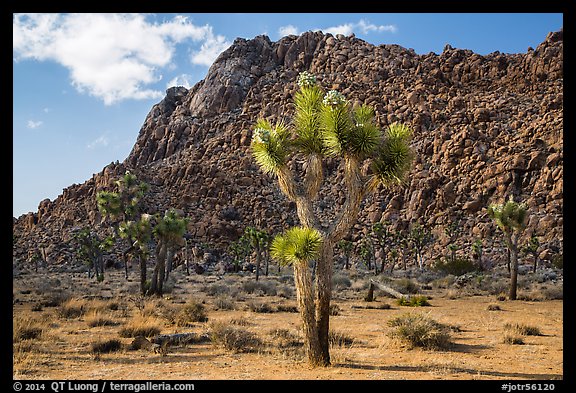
[297,71,317,88]
[323,90,347,107]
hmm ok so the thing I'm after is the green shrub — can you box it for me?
[387,313,452,350]
[433,257,477,276]
[397,295,430,307]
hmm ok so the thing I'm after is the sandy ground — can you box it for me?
[13,269,563,380]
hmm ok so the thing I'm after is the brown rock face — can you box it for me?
[13,30,563,268]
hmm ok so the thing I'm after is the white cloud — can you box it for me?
[190,29,231,67]
[87,135,109,149]
[13,13,227,105]
[322,19,398,36]
[278,25,299,37]
[27,120,43,129]
[167,74,194,89]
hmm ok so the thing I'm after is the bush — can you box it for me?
[487,304,501,311]
[213,296,236,311]
[13,316,43,342]
[247,301,275,313]
[175,302,208,326]
[85,310,118,327]
[58,298,88,319]
[276,304,298,313]
[387,313,452,350]
[392,278,420,294]
[241,280,277,296]
[209,322,264,353]
[119,316,162,338]
[433,257,477,276]
[332,273,352,289]
[329,330,355,348]
[268,328,303,349]
[503,334,524,345]
[397,295,430,307]
[504,322,542,336]
[329,304,341,316]
[91,339,123,354]
[551,253,563,269]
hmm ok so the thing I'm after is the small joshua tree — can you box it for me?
[97,171,149,280]
[336,239,354,270]
[73,227,113,280]
[251,71,413,366]
[150,209,187,296]
[522,235,540,273]
[409,222,434,270]
[488,196,528,300]
[372,221,393,274]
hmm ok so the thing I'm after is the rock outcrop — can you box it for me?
[13,30,563,269]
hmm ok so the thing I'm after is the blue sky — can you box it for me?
[12,13,563,218]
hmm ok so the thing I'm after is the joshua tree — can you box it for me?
[409,222,434,270]
[150,209,187,296]
[488,196,528,300]
[118,214,152,294]
[73,227,113,280]
[96,171,149,279]
[471,239,484,269]
[336,239,354,270]
[358,236,375,273]
[250,71,413,366]
[372,221,393,274]
[228,236,250,273]
[244,226,270,281]
[522,235,540,273]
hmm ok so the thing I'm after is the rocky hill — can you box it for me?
[13,30,563,270]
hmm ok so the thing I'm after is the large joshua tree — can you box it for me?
[251,71,414,366]
[487,196,528,300]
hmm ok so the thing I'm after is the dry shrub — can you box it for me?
[85,310,118,327]
[487,304,501,311]
[58,298,88,319]
[91,339,123,354]
[329,330,355,348]
[247,301,275,313]
[387,313,452,350]
[504,322,542,336]
[229,316,251,326]
[14,315,44,342]
[119,315,162,338]
[268,328,304,359]
[213,296,236,310]
[503,334,525,345]
[175,301,208,326]
[209,321,264,353]
[276,304,298,313]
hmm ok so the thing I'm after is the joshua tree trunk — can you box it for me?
[123,241,135,280]
[507,233,519,300]
[532,253,538,273]
[139,254,147,295]
[165,249,174,281]
[293,259,324,366]
[151,242,167,295]
[255,247,261,281]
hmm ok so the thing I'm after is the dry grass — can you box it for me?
[13,315,45,342]
[118,315,163,338]
[85,310,119,327]
[58,298,88,319]
[329,330,355,348]
[503,334,525,345]
[91,339,123,354]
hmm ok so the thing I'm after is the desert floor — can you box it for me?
[13,267,563,380]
